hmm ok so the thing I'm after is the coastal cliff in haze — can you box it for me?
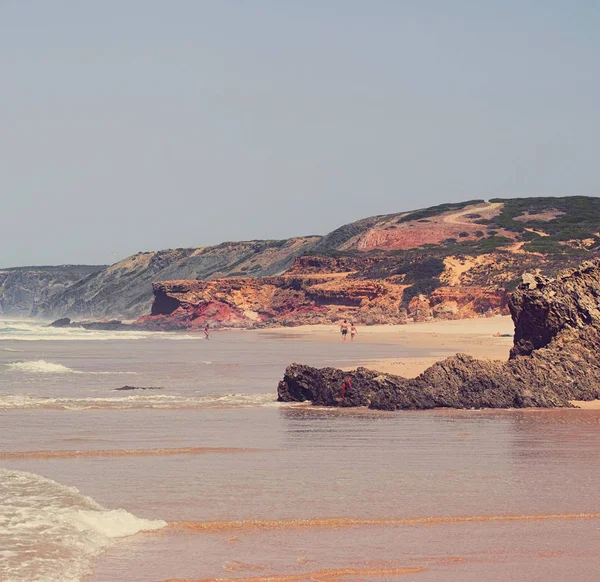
[9,196,600,324]
[35,237,319,319]
[0,265,105,317]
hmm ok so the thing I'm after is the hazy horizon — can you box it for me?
[2,1,599,267]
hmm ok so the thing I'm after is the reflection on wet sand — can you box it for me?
[0,447,261,459]
[167,512,600,532]
[160,566,426,582]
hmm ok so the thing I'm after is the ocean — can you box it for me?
[1,319,599,581]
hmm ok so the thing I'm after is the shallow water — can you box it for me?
[1,320,599,581]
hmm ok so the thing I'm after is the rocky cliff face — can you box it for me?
[136,259,513,329]
[0,265,105,317]
[25,196,600,322]
[36,237,319,319]
[278,259,600,409]
[136,198,600,329]
[136,275,409,330]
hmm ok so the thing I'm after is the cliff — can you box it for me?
[137,197,600,329]
[0,265,105,317]
[277,259,600,409]
[26,196,600,322]
[36,237,319,319]
[137,275,509,330]
[136,276,408,329]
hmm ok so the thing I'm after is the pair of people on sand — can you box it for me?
[340,320,357,342]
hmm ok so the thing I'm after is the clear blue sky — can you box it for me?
[1,0,598,266]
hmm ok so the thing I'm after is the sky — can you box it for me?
[1,1,599,267]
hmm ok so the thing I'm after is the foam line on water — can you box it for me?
[0,447,262,459]
[168,512,600,532]
[0,392,279,410]
[159,567,426,582]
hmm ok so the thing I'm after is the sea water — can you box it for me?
[1,319,599,581]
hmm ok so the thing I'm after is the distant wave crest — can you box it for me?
[5,360,80,374]
[3,359,137,375]
[0,319,204,341]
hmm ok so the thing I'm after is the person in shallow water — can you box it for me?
[204,325,210,340]
[340,319,349,342]
[350,323,357,342]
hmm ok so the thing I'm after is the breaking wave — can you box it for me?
[3,359,137,375]
[0,468,165,582]
[0,319,204,341]
[0,392,279,410]
[5,360,80,374]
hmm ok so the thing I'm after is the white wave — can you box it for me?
[5,360,80,374]
[0,319,204,341]
[0,468,165,582]
[0,392,279,411]
[3,359,137,375]
[1,347,20,352]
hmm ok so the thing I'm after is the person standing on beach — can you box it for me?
[204,325,210,340]
[340,319,349,342]
[350,323,357,342]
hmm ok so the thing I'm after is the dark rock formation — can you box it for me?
[80,320,127,331]
[115,385,163,391]
[509,265,600,357]
[48,317,71,328]
[45,318,131,331]
[278,260,600,409]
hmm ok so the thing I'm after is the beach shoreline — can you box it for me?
[259,315,515,377]
[259,316,600,410]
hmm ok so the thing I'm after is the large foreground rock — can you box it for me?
[278,260,600,409]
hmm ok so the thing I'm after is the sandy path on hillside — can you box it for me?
[442,201,503,226]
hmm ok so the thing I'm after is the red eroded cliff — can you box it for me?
[136,268,510,330]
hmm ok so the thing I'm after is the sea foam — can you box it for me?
[0,392,279,410]
[0,468,165,582]
[0,319,203,341]
[3,359,137,375]
[5,359,79,374]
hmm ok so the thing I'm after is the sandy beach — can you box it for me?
[261,315,515,377]
[262,316,600,409]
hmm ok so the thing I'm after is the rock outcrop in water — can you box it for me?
[278,260,600,409]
